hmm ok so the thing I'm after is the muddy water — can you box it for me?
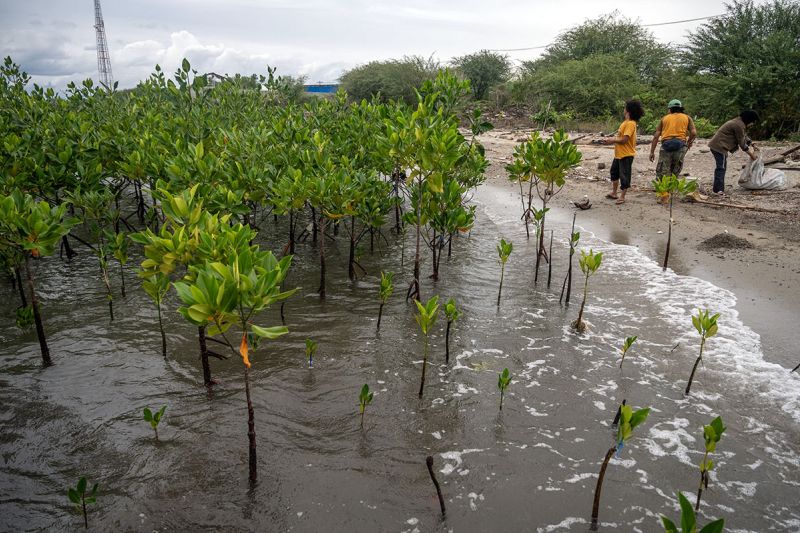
[1,185,799,532]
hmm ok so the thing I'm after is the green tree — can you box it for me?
[451,50,511,100]
[339,56,439,105]
[683,0,800,138]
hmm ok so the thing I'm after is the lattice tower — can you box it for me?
[94,0,114,88]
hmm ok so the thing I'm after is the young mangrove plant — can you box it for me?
[590,403,650,530]
[696,416,726,510]
[573,249,603,333]
[496,238,513,306]
[377,271,394,330]
[652,174,696,271]
[498,368,511,411]
[619,336,638,368]
[67,477,98,529]
[686,309,720,396]
[143,405,167,440]
[414,295,440,398]
[174,245,295,483]
[443,297,461,364]
[0,191,77,365]
[426,455,447,518]
[359,383,373,429]
[661,492,724,533]
[560,213,579,304]
[305,338,318,368]
[142,273,170,357]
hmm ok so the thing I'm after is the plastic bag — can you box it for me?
[738,154,786,190]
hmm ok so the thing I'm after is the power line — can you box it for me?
[488,13,723,53]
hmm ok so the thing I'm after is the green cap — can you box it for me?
[668,99,682,108]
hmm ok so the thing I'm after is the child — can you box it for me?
[604,100,645,204]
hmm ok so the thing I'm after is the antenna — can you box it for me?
[94,0,114,88]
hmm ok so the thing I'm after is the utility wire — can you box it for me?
[488,13,723,52]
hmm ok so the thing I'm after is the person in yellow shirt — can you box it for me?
[603,99,644,204]
[649,99,697,179]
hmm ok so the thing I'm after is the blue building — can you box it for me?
[304,83,339,94]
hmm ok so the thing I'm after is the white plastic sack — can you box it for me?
[738,154,786,190]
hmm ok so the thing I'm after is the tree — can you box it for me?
[451,50,511,100]
[339,56,439,105]
[682,0,800,138]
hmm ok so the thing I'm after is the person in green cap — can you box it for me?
[649,99,697,185]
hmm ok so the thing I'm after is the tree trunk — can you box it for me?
[574,274,589,331]
[199,326,212,386]
[411,190,421,301]
[318,217,327,298]
[119,262,126,297]
[61,235,76,260]
[288,208,295,255]
[245,366,257,483]
[348,216,356,281]
[377,302,384,330]
[497,265,505,306]
[418,338,429,398]
[157,301,167,358]
[431,229,439,282]
[24,255,51,366]
[445,320,452,364]
[663,196,673,271]
[310,205,318,243]
[590,446,617,530]
[14,266,27,307]
[547,230,553,287]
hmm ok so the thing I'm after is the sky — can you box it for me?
[1,0,736,90]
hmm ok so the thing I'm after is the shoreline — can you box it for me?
[480,130,800,371]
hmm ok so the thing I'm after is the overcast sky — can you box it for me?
[1,0,736,90]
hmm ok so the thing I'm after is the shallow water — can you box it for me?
[1,184,799,532]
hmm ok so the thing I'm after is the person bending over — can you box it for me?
[707,110,759,195]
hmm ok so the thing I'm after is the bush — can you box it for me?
[692,117,718,139]
[339,56,439,105]
[451,50,511,100]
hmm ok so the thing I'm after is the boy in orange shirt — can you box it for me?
[603,100,645,204]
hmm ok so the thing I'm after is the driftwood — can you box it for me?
[686,192,789,214]
[742,143,800,168]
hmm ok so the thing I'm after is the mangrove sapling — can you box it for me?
[414,295,441,398]
[359,383,373,429]
[531,206,548,283]
[619,336,638,368]
[696,416,726,511]
[661,492,724,533]
[573,249,603,333]
[67,477,98,529]
[305,338,318,368]
[547,230,554,287]
[652,175,697,271]
[142,273,170,357]
[685,310,720,396]
[377,271,394,330]
[0,191,78,365]
[590,404,650,530]
[174,245,296,483]
[498,368,511,411]
[143,405,167,440]
[443,298,461,364]
[559,214,579,304]
[496,238,513,306]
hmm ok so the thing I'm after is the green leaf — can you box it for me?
[678,492,696,533]
[68,488,80,504]
[698,518,725,533]
[77,477,87,494]
[143,408,152,422]
[660,516,679,533]
[182,58,190,72]
[251,324,289,339]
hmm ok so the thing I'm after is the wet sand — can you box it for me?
[481,130,800,371]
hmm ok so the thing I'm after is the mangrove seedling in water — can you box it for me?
[573,249,603,333]
[619,336,638,368]
[498,368,511,411]
[652,174,696,271]
[426,455,447,517]
[443,297,461,364]
[560,214,580,304]
[590,403,650,530]
[305,338,318,368]
[377,271,394,330]
[696,416,726,511]
[143,405,167,440]
[496,238,513,306]
[685,309,720,396]
[359,383,373,429]
[661,492,724,533]
[142,273,170,357]
[414,295,440,398]
[68,476,98,529]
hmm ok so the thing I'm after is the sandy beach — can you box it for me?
[480,129,800,371]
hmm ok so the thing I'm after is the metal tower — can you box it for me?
[94,0,114,88]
